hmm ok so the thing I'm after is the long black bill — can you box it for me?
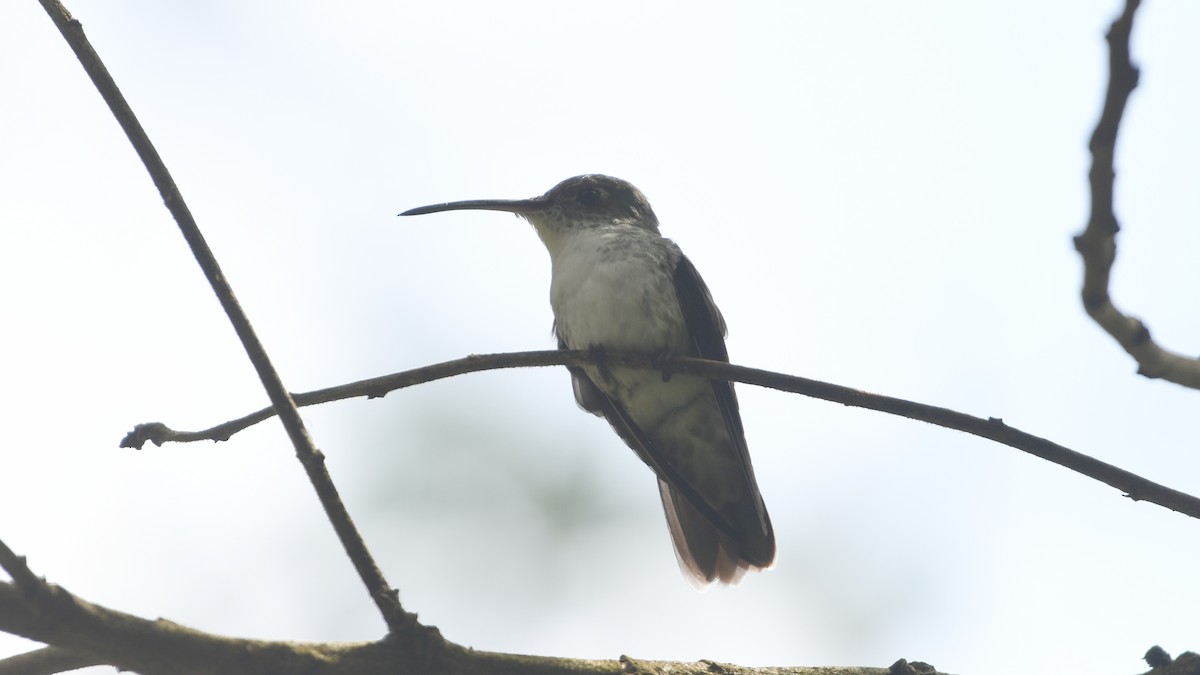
[398,197,546,217]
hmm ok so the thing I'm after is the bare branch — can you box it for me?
[35,0,413,633]
[0,540,904,675]
[124,348,1200,522]
[1075,0,1200,388]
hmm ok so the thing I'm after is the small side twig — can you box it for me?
[0,541,402,675]
[0,538,46,596]
[1075,0,1200,388]
[125,349,1200,523]
[37,0,416,636]
[0,645,101,675]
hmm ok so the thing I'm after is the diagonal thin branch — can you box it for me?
[1075,0,1200,388]
[36,0,416,635]
[124,349,1200,522]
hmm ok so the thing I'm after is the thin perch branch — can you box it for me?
[1075,0,1200,388]
[36,0,415,634]
[124,349,1200,522]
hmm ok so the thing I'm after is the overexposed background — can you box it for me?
[2,2,1198,673]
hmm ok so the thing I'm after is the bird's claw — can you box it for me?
[587,344,615,385]
[653,349,674,382]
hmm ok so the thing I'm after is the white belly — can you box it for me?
[549,228,686,351]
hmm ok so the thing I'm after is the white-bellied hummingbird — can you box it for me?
[400,174,775,586]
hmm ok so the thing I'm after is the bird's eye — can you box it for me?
[577,186,606,206]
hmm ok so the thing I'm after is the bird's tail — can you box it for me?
[658,480,775,588]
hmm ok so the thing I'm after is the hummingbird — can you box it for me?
[399,174,775,586]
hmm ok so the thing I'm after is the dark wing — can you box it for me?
[670,253,775,567]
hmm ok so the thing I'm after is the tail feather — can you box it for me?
[658,480,772,587]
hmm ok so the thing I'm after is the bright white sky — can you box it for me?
[2,2,1199,674]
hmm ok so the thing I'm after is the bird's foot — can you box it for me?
[652,349,675,383]
[587,344,615,385]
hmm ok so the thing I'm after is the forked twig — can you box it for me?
[1075,0,1200,388]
